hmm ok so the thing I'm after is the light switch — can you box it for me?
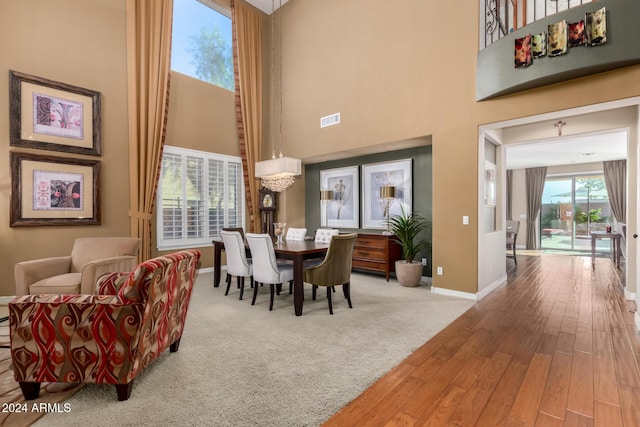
[463,216,469,225]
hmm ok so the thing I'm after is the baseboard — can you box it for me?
[198,267,215,274]
[624,288,636,301]
[477,275,507,300]
[431,286,477,300]
[0,296,16,305]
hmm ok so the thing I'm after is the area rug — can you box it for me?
[29,271,473,427]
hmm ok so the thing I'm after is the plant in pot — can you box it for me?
[389,205,431,287]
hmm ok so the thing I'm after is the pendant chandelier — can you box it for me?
[255,0,301,193]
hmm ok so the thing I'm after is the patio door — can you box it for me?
[540,174,613,252]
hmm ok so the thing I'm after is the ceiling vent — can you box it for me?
[320,112,341,128]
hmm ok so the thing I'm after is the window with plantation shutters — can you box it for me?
[157,146,245,250]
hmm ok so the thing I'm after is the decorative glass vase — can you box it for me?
[274,222,286,244]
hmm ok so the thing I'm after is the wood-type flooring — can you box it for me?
[324,254,640,426]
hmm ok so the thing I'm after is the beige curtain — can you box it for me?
[525,167,547,249]
[231,0,263,233]
[603,159,626,223]
[126,0,173,262]
[506,169,513,221]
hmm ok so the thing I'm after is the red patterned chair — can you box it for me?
[9,249,201,401]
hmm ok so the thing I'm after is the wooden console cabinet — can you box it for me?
[352,233,402,281]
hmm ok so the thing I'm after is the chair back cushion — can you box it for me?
[220,230,252,277]
[315,228,339,243]
[245,233,281,284]
[70,237,140,273]
[305,234,357,287]
[286,227,307,241]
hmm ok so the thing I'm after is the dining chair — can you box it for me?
[245,233,294,311]
[314,228,339,243]
[303,233,357,314]
[286,227,307,241]
[506,220,520,265]
[220,230,253,300]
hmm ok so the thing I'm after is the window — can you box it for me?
[157,146,244,250]
[171,0,234,91]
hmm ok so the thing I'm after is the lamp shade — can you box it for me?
[255,156,301,178]
[320,190,333,201]
[379,185,396,199]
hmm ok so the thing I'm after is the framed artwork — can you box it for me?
[10,152,101,226]
[362,159,412,229]
[548,20,568,57]
[532,32,547,58]
[9,70,102,156]
[586,7,606,46]
[320,166,359,228]
[514,35,532,68]
[484,160,496,207]
[568,20,585,47]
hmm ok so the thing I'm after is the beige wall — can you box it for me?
[0,0,130,296]
[278,0,640,293]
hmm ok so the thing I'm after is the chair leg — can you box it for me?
[289,280,293,294]
[343,282,353,308]
[269,284,275,311]
[312,285,317,300]
[513,246,517,265]
[225,274,232,295]
[19,382,40,400]
[116,382,134,401]
[327,287,333,315]
[170,337,181,352]
[239,277,245,300]
[252,281,259,305]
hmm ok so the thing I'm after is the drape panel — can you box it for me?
[506,169,513,221]
[603,160,626,224]
[231,0,262,233]
[126,0,173,262]
[525,167,547,249]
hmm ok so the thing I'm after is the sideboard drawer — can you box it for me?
[351,233,402,281]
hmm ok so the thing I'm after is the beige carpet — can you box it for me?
[28,271,474,427]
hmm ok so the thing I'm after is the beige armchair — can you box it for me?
[15,237,140,296]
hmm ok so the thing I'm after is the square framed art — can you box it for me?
[362,159,412,229]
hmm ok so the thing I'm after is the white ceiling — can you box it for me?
[246,0,288,14]
[505,130,628,169]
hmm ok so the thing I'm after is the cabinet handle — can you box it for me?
[359,251,370,256]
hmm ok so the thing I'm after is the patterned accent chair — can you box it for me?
[9,249,201,401]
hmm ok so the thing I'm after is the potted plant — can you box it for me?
[389,205,431,287]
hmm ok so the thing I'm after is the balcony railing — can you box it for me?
[481,0,597,49]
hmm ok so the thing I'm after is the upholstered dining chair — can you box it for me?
[245,233,294,311]
[286,227,307,241]
[314,228,339,243]
[304,233,357,314]
[14,237,140,296]
[506,220,520,265]
[220,230,252,300]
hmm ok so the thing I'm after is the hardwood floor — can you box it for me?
[323,254,640,426]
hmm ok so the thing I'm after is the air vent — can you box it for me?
[320,112,341,128]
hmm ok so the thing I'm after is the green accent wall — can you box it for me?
[305,145,433,276]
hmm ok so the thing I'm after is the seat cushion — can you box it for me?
[29,273,82,295]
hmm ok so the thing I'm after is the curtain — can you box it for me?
[603,160,626,224]
[506,169,513,221]
[126,0,173,262]
[525,167,547,249]
[231,0,263,233]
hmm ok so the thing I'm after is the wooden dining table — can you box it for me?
[212,238,329,316]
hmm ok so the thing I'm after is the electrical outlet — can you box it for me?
[437,266,443,275]
[421,258,427,266]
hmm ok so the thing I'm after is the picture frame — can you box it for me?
[10,151,101,226]
[484,160,497,207]
[320,166,359,228]
[514,34,532,68]
[548,20,568,57]
[9,70,102,156]
[568,20,585,47]
[362,159,412,229]
[586,7,607,47]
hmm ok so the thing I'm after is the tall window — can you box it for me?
[157,146,244,250]
[171,0,234,91]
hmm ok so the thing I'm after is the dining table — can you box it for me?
[212,237,330,316]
